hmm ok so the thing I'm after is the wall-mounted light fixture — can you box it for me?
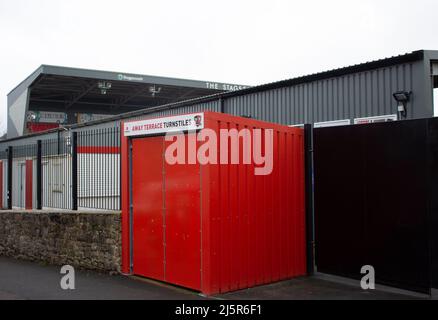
[149,85,162,97]
[98,81,112,95]
[393,91,411,119]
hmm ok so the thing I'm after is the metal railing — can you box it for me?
[10,144,37,209]
[77,127,120,211]
[0,149,9,209]
[1,127,120,211]
[41,137,73,210]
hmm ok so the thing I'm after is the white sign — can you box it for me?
[124,113,205,137]
[118,74,144,82]
[27,111,67,124]
[205,82,249,91]
[354,114,397,124]
[314,119,351,128]
[77,113,113,123]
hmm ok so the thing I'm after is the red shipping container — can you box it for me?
[0,160,3,209]
[121,111,306,295]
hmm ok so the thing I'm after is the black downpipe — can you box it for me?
[72,132,78,211]
[36,140,42,210]
[7,146,13,210]
[304,124,315,275]
[219,97,225,113]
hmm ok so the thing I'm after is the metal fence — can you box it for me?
[42,136,73,210]
[77,127,120,211]
[0,127,120,211]
[0,149,8,210]
[11,144,37,209]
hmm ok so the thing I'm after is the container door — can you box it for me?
[164,133,201,291]
[132,136,165,281]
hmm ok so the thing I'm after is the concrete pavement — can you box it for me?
[221,276,424,300]
[0,257,425,300]
[0,257,203,300]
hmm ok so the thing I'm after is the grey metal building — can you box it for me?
[7,65,250,138]
[137,49,435,127]
[1,49,438,211]
[3,49,438,146]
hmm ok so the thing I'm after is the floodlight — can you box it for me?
[393,91,411,118]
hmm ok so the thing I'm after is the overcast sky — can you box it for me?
[1,0,438,134]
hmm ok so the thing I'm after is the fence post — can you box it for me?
[304,124,315,275]
[219,97,225,113]
[36,140,42,210]
[72,132,78,211]
[57,131,61,155]
[7,146,12,210]
[119,126,122,211]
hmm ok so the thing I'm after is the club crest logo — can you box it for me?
[194,115,203,127]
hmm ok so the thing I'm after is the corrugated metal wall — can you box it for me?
[87,61,425,127]
[0,59,428,152]
[204,113,307,295]
[0,57,430,211]
[225,63,418,125]
[90,61,419,128]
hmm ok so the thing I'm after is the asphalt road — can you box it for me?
[0,257,424,300]
[221,276,423,300]
[0,257,204,300]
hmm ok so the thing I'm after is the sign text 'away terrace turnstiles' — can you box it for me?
[124,113,205,137]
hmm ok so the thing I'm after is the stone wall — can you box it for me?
[0,211,121,273]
